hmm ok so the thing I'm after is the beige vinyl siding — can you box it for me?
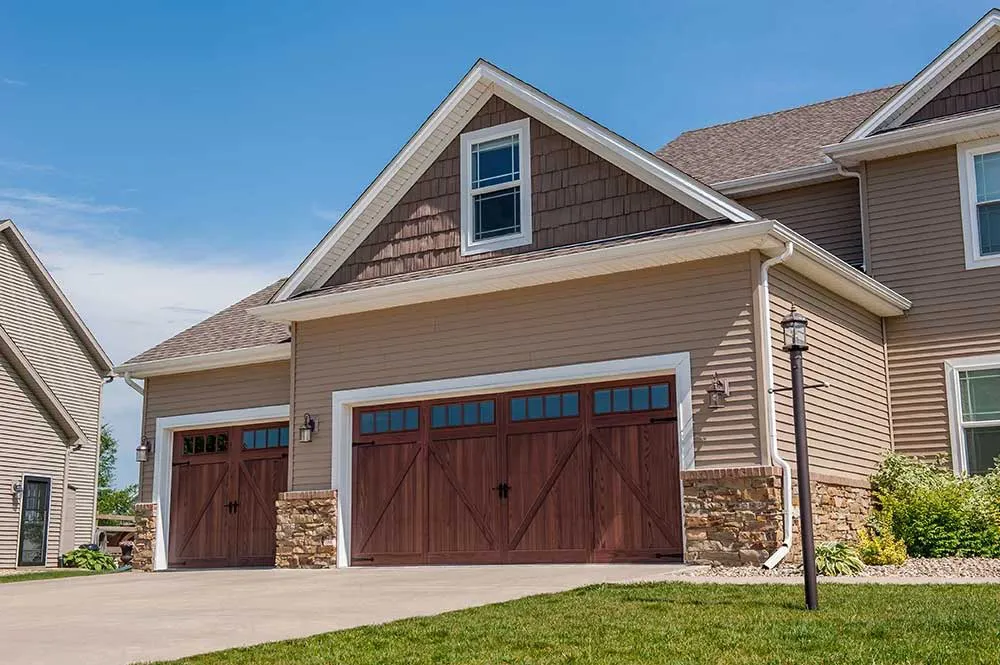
[737,179,864,268]
[0,235,103,548]
[768,265,891,478]
[0,355,65,568]
[138,361,290,502]
[293,255,762,490]
[866,146,1000,460]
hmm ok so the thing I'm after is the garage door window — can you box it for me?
[359,407,420,434]
[242,426,289,449]
[594,383,670,414]
[431,400,495,428]
[510,391,579,421]
[182,432,229,455]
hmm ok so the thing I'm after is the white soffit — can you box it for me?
[273,60,757,302]
[113,343,290,378]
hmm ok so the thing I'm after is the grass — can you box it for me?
[144,582,1000,665]
[0,568,99,583]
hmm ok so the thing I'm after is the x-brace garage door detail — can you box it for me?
[351,377,682,566]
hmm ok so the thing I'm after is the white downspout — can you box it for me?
[760,242,795,569]
[836,164,868,273]
[122,372,144,396]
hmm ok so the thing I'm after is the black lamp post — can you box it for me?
[781,305,819,611]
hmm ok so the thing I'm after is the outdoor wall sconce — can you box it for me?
[706,373,730,409]
[299,413,316,443]
[135,438,152,463]
[11,480,23,507]
[781,304,809,351]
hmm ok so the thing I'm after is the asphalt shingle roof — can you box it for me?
[656,85,903,184]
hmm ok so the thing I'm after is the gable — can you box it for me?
[325,96,705,289]
[904,40,1000,126]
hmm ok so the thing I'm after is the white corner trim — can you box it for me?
[460,118,533,256]
[115,343,290,378]
[329,352,694,568]
[943,353,1000,475]
[150,404,290,571]
[957,138,1000,270]
[846,10,1000,139]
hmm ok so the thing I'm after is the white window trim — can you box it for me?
[944,354,1000,474]
[330,352,694,568]
[149,404,290,571]
[459,117,532,256]
[957,138,1000,270]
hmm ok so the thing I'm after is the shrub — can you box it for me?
[62,547,117,572]
[870,454,1000,558]
[857,524,908,566]
[815,541,865,576]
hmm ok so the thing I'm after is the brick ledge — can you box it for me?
[278,490,338,501]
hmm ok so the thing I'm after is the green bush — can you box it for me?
[62,547,117,572]
[814,541,865,576]
[857,521,908,566]
[870,454,1000,558]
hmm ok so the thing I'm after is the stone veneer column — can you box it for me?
[275,489,338,569]
[132,502,157,572]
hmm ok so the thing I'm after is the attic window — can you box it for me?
[460,118,532,255]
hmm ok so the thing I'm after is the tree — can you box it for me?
[97,425,138,517]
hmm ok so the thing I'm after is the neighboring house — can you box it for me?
[117,10,1000,571]
[0,220,113,568]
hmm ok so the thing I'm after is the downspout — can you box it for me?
[760,242,795,570]
[836,164,869,273]
[122,372,144,396]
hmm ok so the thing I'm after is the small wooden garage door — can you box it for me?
[168,422,289,568]
[351,377,682,566]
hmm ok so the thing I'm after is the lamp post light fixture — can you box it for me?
[780,305,819,611]
[299,413,317,443]
[706,372,730,409]
[135,438,152,464]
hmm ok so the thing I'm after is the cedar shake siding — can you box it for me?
[138,361,290,502]
[324,96,704,289]
[295,255,761,490]
[736,179,865,268]
[905,42,1000,126]
[768,265,892,479]
[866,147,1000,460]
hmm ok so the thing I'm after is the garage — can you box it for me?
[351,377,683,566]
[168,422,289,567]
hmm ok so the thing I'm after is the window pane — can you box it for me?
[431,405,447,428]
[218,433,229,452]
[612,388,630,412]
[255,430,267,448]
[562,392,579,417]
[206,434,217,453]
[405,407,419,431]
[527,396,544,419]
[474,187,520,240]
[594,390,611,414]
[966,426,1000,474]
[652,384,670,409]
[242,431,252,450]
[447,403,462,427]
[544,394,561,418]
[460,402,477,425]
[975,152,1000,202]
[472,135,519,188]
[389,409,405,432]
[360,412,375,434]
[184,437,195,455]
[277,428,287,447]
[375,411,390,433]
[480,400,495,424]
[960,369,1000,422]
[978,201,1000,256]
[631,386,650,411]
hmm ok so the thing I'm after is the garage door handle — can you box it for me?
[494,482,510,499]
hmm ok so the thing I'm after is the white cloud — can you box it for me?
[0,159,55,173]
[0,189,136,215]
[2,78,26,87]
[311,205,343,222]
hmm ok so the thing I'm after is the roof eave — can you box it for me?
[114,342,291,379]
[714,162,842,196]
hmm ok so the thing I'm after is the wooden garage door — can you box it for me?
[351,377,682,565]
[168,422,289,568]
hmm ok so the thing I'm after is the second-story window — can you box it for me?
[958,139,1000,269]
[460,118,532,255]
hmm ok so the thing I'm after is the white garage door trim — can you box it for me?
[150,404,290,571]
[330,352,693,568]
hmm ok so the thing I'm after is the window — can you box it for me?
[593,383,670,415]
[431,400,495,428]
[459,118,532,255]
[182,432,229,455]
[241,426,289,450]
[946,357,1000,475]
[359,407,420,435]
[510,392,579,421]
[958,139,1000,269]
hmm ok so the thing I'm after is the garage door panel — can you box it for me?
[352,441,423,563]
[237,455,288,566]
[427,435,500,556]
[169,460,232,566]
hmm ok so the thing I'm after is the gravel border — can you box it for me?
[683,557,1000,579]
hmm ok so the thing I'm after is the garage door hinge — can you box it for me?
[353,441,376,447]
[649,416,677,424]
[354,556,374,562]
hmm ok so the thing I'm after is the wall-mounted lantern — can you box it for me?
[299,413,317,443]
[11,481,23,505]
[781,305,809,351]
[135,438,152,463]
[706,373,730,409]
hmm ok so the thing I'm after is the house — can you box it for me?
[117,10,1000,571]
[1,220,113,568]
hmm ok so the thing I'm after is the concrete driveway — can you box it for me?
[0,564,684,665]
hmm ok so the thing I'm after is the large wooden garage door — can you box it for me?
[168,422,289,568]
[351,377,682,565]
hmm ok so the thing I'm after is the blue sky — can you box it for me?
[0,1,992,487]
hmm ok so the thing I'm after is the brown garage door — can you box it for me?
[351,377,682,566]
[168,422,289,568]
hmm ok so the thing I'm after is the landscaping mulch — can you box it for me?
[685,557,1000,579]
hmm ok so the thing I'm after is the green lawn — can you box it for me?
[145,582,1000,665]
[0,569,97,583]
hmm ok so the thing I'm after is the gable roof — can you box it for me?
[273,59,758,302]
[846,9,1000,139]
[0,220,113,375]
[119,279,289,373]
[656,85,901,186]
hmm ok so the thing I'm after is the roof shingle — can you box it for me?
[656,85,903,184]
[125,279,289,365]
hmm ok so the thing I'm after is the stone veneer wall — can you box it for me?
[682,467,872,566]
[132,502,157,572]
[275,489,338,568]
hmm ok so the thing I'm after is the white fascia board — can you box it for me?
[714,163,842,196]
[846,10,1000,140]
[824,107,1000,165]
[114,343,290,378]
